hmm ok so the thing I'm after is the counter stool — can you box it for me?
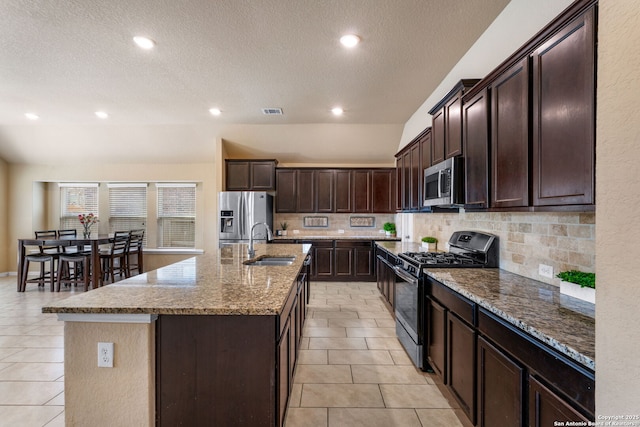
[126,229,145,276]
[56,253,92,292]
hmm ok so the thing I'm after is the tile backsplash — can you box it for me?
[274,213,396,238]
[408,211,595,286]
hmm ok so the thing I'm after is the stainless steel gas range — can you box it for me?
[393,231,499,371]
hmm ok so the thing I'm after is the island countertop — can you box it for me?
[43,243,310,316]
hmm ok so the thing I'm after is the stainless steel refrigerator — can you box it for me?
[218,191,274,248]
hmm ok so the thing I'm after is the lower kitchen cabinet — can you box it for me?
[529,375,590,426]
[426,298,446,379]
[477,336,525,427]
[375,248,397,313]
[425,277,594,426]
[447,312,476,423]
[308,240,376,282]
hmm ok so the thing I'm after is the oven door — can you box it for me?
[393,265,424,369]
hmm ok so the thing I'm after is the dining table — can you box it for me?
[17,234,113,292]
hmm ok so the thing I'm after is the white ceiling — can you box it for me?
[0,0,509,165]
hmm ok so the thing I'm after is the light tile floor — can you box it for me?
[0,275,68,426]
[0,276,466,427]
[285,281,466,427]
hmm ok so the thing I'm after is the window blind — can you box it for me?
[108,184,147,241]
[157,184,196,248]
[59,184,99,232]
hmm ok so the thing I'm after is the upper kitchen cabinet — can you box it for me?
[462,0,597,211]
[491,57,530,208]
[395,128,429,212]
[275,168,395,213]
[463,88,490,208]
[429,80,480,164]
[225,159,278,191]
[531,5,595,207]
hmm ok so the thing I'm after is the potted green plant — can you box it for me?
[557,270,595,304]
[421,236,438,251]
[382,222,396,237]
[280,222,289,236]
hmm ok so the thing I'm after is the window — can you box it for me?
[157,184,196,248]
[108,184,147,242]
[59,184,99,232]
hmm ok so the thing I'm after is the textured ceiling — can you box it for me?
[0,0,509,164]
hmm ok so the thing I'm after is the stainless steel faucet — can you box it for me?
[248,222,273,258]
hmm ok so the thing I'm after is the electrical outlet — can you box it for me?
[539,264,553,279]
[98,342,114,368]
[338,229,345,234]
[292,229,300,234]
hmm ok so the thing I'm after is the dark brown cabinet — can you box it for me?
[375,248,397,313]
[426,277,594,426]
[275,168,395,213]
[315,170,335,212]
[462,0,596,211]
[275,169,296,213]
[395,128,429,212]
[429,80,480,164]
[306,240,376,282]
[477,336,525,427]
[335,170,353,213]
[448,313,477,423]
[427,298,446,379]
[463,88,490,208]
[353,170,372,212]
[156,263,307,427]
[296,169,315,212]
[529,375,590,426]
[531,6,595,207]
[311,240,334,280]
[225,159,277,191]
[491,57,530,208]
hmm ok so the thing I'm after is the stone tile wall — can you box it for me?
[274,213,396,238]
[409,211,595,286]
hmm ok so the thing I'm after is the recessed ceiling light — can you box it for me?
[25,113,39,120]
[209,108,222,116]
[133,36,156,50]
[331,107,344,116]
[340,34,360,48]
[95,111,109,119]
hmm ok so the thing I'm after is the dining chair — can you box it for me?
[21,230,63,291]
[126,229,145,277]
[100,231,130,284]
[56,250,92,292]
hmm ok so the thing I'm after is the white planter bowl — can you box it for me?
[421,242,437,251]
[560,280,595,304]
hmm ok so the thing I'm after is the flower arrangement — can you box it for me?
[78,213,99,237]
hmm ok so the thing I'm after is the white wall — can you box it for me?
[400,0,573,149]
[596,0,640,417]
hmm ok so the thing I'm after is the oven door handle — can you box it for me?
[393,265,419,285]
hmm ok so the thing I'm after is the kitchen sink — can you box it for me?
[244,256,296,266]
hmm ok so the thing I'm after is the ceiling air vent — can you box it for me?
[261,107,283,115]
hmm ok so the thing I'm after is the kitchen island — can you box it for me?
[43,243,311,427]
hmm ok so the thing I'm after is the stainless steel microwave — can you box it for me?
[423,157,465,207]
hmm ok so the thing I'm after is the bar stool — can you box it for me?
[56,252,92,292]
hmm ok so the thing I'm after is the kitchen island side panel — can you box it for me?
[156,315,277,426]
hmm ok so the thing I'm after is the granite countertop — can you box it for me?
[374,242,595,371]
[43,243,310,316]
[272,235,401,241]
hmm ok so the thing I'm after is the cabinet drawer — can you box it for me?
[477,308,594,416]
[429,278,475,325]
